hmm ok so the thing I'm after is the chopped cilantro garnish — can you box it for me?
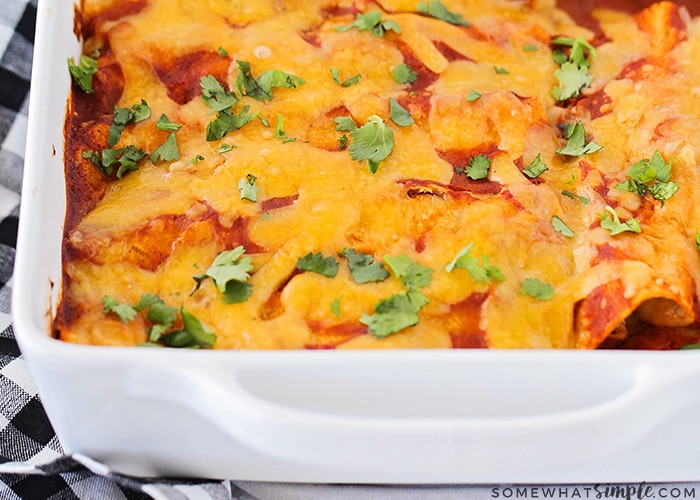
[551,215,574,237]
[108,107,134,147]
[599,206,641,235]
[360,289,429,338]
[331,297,342,317]
[335,11,401,38]
[334,116,358,131]
[392,63,418,84]
[149,132,180,163]
[519,278,555,300]
[274,113,296,143]
[217,46,229,57]
[552,62,593,101]
[200,75,238,113]
[556,122,602,156]
[446,243,505,284]
[338,134,349,149]
[348,115,395,173]
[104,294,217,348]
[206,105,259,141]
[159,306,217,348]
[107,101,151,147]
[614,150,678,204]
[103,295,138,322]
[330,67,362,87]
[384,254,434,290]
[389,97,414,127]
[296,252,339,278]
[466,90,481,102]
[696,231,700,254]
[522,154,548,178]
[194,246,254,304]
[493,66,510,75]
[523,44,538,52]
[155,114,182,131]
[187,155,205,164]
[551,37,596,101]
[67,53,99,93]
[216,143,236,153]
[561,189,590,205]
[459,154,491,180]
[238,174,258,202]
[131,99,151,122]
[340,248,390,284]
[417,1,470,26]
[83,145,147,179]
[235,60,305,102]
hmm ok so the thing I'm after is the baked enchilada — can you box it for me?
[57,0,700,349]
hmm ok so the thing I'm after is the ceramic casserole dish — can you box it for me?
[12,0,700,483]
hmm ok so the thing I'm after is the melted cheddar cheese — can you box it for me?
[59,0,700,349]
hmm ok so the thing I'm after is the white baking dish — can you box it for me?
[12,0,700,483]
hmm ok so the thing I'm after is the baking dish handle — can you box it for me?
[128,356,700,473]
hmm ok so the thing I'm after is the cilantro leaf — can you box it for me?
[83,145,146,178]
[392,63,418,84]
[462,154,491,180]
[551,37,596,101]
[552,37,596,67]
[217,143,236,153]
[331,297,342,317]
[417,1,470,26]
[360,290,429,338]
[466,90,481,102]
[330,68,362,87]
[206,105,259,141]
[446,244,505,284]
[523,44,538,52]
[389,97,414,127]
[561,189,590,205]
[160,307,217,348]
[145,300,178,332]
[334,116,358,131]
[217,46,229,57]
[296,252,339,278]
[551,215,574,237]
[67,54,99,93]
[200,74,238,113]
[599,206,641,235]
[156,114,182,131]
[274,113,296,143]
[238,174,258,202]
[348,115,395,173]
[493,66,510,75]
[150,132,180,163]
[108,107,134,148]
[341,248,390,284]
[198,247,254,303]
[131,100,151,122]
[519,278,555,300]
[696,231,700,254]
[115,145,147,178]
[235,60,305,102]
[614,150,678,204]
[384,254,434,290]
[522,154,548,178]
[551,62,593,101]
[102,295,138,322]
[556,122,602,156]
[335,11,401,38]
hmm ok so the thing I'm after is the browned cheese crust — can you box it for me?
[58,0,700,349]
